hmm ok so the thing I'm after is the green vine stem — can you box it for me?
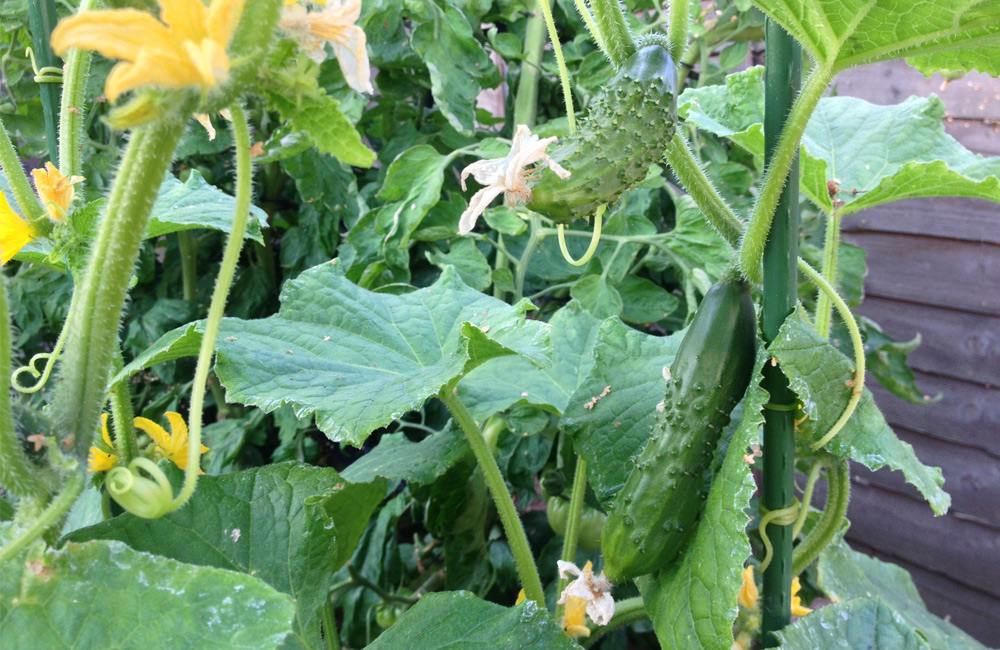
[513,6,545,128]
[52,118,185,464]
[109,353,138,464]
[572,0,606,53]
[0,116,45,227]
[792,459,850,575]
[796,258,865,450]
[0,471,84,567]
[1,273,46,500]
[587,0,635,68]
[666,0,691,60]
[580,596,649,648]
[554,455,589,623]
[792,458,828,538]
[556,206,604,265]
[537,0,577,132]
[322,599,341,650]
[170,101,253,511]
[814,206,842,339]
[514,213,543,302]
[740,63,835,284]
[178,230,199,302]
[664,132,744,248]
[438,386,545,606]
[57,0,95,178]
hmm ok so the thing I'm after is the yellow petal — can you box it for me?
[738,565,758,609]
[32,162,82,222]
[50,10,174,61]
[101,413,114,447]
[515,589,526,606]
[562,596,591,638]
[160,0,210,43]
[134,416,173,450]
[790,577,812,617]
[88,414,118,472]
[0,192,36,265]
[207,0,247,52]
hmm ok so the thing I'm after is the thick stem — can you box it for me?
[171,102,253,510]
[572,0,606,52]
[666,0,691,61]
[0,273,46,500]
[792,459,850,575]
[537,0,576,132]
[439,387,545,606]
[109,353,138,463]
[513,7,546,128]
[178,230,199,302]
[0,117,45,226]
[740,63,834,284]
[555,456,589,623]
[52,120,185,463]
[581,596,648,648]
[0,471,84,567]
[664,132,744,248]
[322,599,341,650]
[814,208,841,339]
[58,0,96,178]
[588,0,635,68]
[760,19,801,647]
[514,214,543,302]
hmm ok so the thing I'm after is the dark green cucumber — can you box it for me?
[601,278,757,583]
[526,43,678,223]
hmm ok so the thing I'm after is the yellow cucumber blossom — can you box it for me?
[32,162,84,222]
[737,564,759,609]
[279,0,373,94]
[88,414,119,473]
[790,576,813,617]
[135,411,208,473]
[50,0,246,102]
[0,191,37,265]
[562,594,591,638]
[458,124,570,235]
[556,560,614,628]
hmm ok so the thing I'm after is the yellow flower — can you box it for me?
[88,414,119,473]
[0,191,37,265]
[135,412,209,473]
[32,162,84,222]
[50,0,246,102]
[279,0,373,94]
[514,589,526,606]
[738,565,759,610]
[562,595,591,638]
[556,560,615,627]
[790,576,813,617]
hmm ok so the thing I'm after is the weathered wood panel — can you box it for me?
[854,296,1000,385]
[842,232,1000,316]
[869,375,1000,457]
[843,483,1000,597]
[848,538,1000,645]
[849,425,1000,525]
[842,197,1000,245]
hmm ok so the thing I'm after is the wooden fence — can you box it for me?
[836,60,1000,644]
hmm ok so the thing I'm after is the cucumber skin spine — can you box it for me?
[601,279,757,583]
[526,44,678,223]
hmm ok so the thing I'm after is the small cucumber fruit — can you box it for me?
[526,43,678,223]
[601,278,757,583]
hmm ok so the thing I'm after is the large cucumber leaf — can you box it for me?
[146,170,267,242]
[0,540,294,649]
[749,1,1000,75]
[681,67,1000,216]
[64,463,383,650]
[637,348,767,650]
[341,424,470,485]
[769,311,950,514]
[818,542,987,650]
[213,263,551,446]
[364,592,578,649]
[776,597,930,650]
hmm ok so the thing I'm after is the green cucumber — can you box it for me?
[601,278,757,583]
[526,43,678,223]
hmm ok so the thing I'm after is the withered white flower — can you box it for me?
[458,124,570,235]
[557,560,615,626]
[280,0,373,94]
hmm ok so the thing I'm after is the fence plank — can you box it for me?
[842,197,1000,245]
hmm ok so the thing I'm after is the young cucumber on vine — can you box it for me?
[602,275,758,583]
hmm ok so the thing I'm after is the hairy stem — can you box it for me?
[178,230,199,302]
[0,116,45,227]
[792,459,850,575]
[588,0,635,67]
[58,0,96,178]
[814,207,841,339]
[108,353,138,463]
[664,132,744,247]
[513,7,546,128]
[537,0,576,132]
[741,63,834,284]
[555,457,589,623]
[439,387,545,606]
[581,596,648,647]
[666,0,691,60]
[572,0,606,52]
[0,471,84,567]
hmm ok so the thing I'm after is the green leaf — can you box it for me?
[411,7,497,134]
[213,264,551,446]
[483,207,526,235]
[777,598,930,650]
[147,171,266,243]
[0,540,294,649]
[264,86,375,167]
[375,145,450,248]
[562,319,684,508]
[63,463,383,648]
[570,274,623,319]
[341,424,470,485]
[616,275,680,324]
[749,1,1000,74]
[111,321,203,385]
[426,238,492,291]
[458,301,603,419]
[769,312,950,514]
[818,542,987,650]
[638,349,767,649]
[364,592,578,649]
